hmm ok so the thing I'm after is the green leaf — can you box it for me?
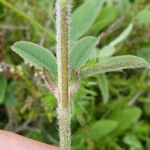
[81,55,150,78]
[90,119,118,140]
[137,9,150,24]
[109,23,133,47]
[109,107,142,136]
[123,134,143,149]
[71,0,105,41]
[0,75,7,104]
[73,119,118,143]
[97,74,109,104]
[11,41,57,76]
[98,23,133,58]
[99,45,116,58]
[69,36,97,73]
[89,3,118,35]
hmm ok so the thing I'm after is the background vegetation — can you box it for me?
[0,0,150,149]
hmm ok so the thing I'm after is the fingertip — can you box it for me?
[0,130,59,150]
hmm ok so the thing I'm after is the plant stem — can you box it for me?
[56,0,71,150]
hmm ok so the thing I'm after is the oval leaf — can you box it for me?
[11,41,57,76]
[69,36,97,73]
[71,0,105,41]
[81,55,150,78]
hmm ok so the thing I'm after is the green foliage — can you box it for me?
[123,134,144,150]
[0,75,7,104]
[11,41,57,76]
[97,74,109,104]
[137,47,150,61]
[72,119,118,144]
[25,130,47,142]
[89,119,118,140]
[0,0,150,149]
[99,23,133,57]
[0,0,55,42]
[81,55,150,78]
[108,23,133,47]
[69,36,97,73]
[109,107,142,136]
[137,9,150,24]
[71,0,105,41]
[0,3,5,21]
[89,3,118,35]
[99,45,116,58]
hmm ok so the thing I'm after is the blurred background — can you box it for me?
[0,0,150,149]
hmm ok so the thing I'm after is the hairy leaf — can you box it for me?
[71,0,105,41]
[0,75,7,104]
[11,41,57,76]
[81,55,150,78]
[69,36,97,73]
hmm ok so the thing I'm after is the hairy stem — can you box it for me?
[57,104,71,150]
[56,0,71,149]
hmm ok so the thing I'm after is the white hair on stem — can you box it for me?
[56,0,72,149]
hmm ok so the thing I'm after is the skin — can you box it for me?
[0,130,59,150]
